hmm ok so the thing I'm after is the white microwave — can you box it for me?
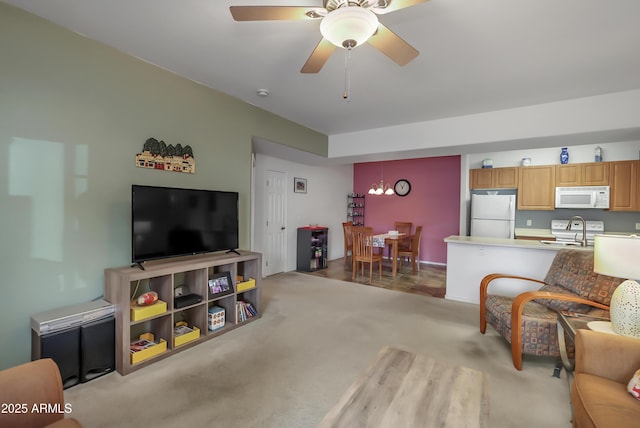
[555,186,610,209]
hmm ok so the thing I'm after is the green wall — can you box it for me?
[0,2,327,370]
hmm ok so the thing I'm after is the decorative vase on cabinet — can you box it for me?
[560,147,569,164]
[594,146,603,162]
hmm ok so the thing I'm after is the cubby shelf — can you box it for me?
[296,226,328,272]
[347,193,365,226]
[104,250,261,375]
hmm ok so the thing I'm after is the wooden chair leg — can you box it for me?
[512,345,523,371]
[511,297,525,370]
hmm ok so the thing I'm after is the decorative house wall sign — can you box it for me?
[135,137,195,173]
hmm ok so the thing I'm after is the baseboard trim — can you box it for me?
[382,258,446,267]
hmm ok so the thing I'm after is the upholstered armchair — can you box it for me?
[572,329,640,427]
[0,359,82,427]
[480,249,624,370]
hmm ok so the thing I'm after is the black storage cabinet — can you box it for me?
[296,226,328,272]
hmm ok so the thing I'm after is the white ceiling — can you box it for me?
[6,0,640,146]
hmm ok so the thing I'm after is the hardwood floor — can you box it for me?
[303,257,447,298]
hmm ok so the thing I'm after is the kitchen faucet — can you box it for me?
[566,216,588,247]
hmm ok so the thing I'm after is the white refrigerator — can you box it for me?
[470,194,516,239]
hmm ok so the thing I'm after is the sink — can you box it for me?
[539,240,581,246]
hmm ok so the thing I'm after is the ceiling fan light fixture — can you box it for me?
[320,6,378,49]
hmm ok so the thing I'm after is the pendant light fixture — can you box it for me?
[368,162,394,196]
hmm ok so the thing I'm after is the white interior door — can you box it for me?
[264,170,286,276]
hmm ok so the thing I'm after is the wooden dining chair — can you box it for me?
[394,222,413,236]
[398,225,423,273]
[351,226,383,284]
[389,221,413,257]
[342,221,353,266]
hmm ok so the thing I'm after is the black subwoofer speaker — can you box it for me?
[35,327,81,389]
[80,317,115,382]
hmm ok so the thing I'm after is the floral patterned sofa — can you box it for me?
[479,248,624,370]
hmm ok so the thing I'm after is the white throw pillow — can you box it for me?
[627,369,640,400]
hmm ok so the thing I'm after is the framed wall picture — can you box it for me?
[208,271,234,298]
[294,177,307,193]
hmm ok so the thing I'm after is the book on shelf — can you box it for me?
[173,325,194,336]
[236,301,257,322]
[246,302,257,316]
[130,339,158,353]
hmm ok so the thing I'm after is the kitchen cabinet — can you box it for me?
[555,162,609,186]
[470,168,493,189]
[517,165,555,210]
[609,160,640,211]
[583,162,610,185]
[470,167,518,189]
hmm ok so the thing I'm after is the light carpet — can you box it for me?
[64,272,572,427]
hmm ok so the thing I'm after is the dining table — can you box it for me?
[372,232,412,277]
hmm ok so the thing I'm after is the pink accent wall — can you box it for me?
[353,156,461,264]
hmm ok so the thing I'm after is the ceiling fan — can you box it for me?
[230,0,429,73]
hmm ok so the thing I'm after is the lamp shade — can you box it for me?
[594,234,640,279]
[594,234,640,338]
[320,7,378,48]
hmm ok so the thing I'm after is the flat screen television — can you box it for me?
[131,185,239,263]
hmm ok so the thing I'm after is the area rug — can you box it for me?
[318,346,489,428]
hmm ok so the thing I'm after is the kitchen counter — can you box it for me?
[514,227,555,240]
[444,235,594,250]
[444,235,593,305]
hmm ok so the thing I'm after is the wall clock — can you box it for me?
[394,179,411,197]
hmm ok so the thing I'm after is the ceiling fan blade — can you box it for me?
[373,0,429,15]
[368,23,419,66]
[301,38,336,73]
[230,6,321,21]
